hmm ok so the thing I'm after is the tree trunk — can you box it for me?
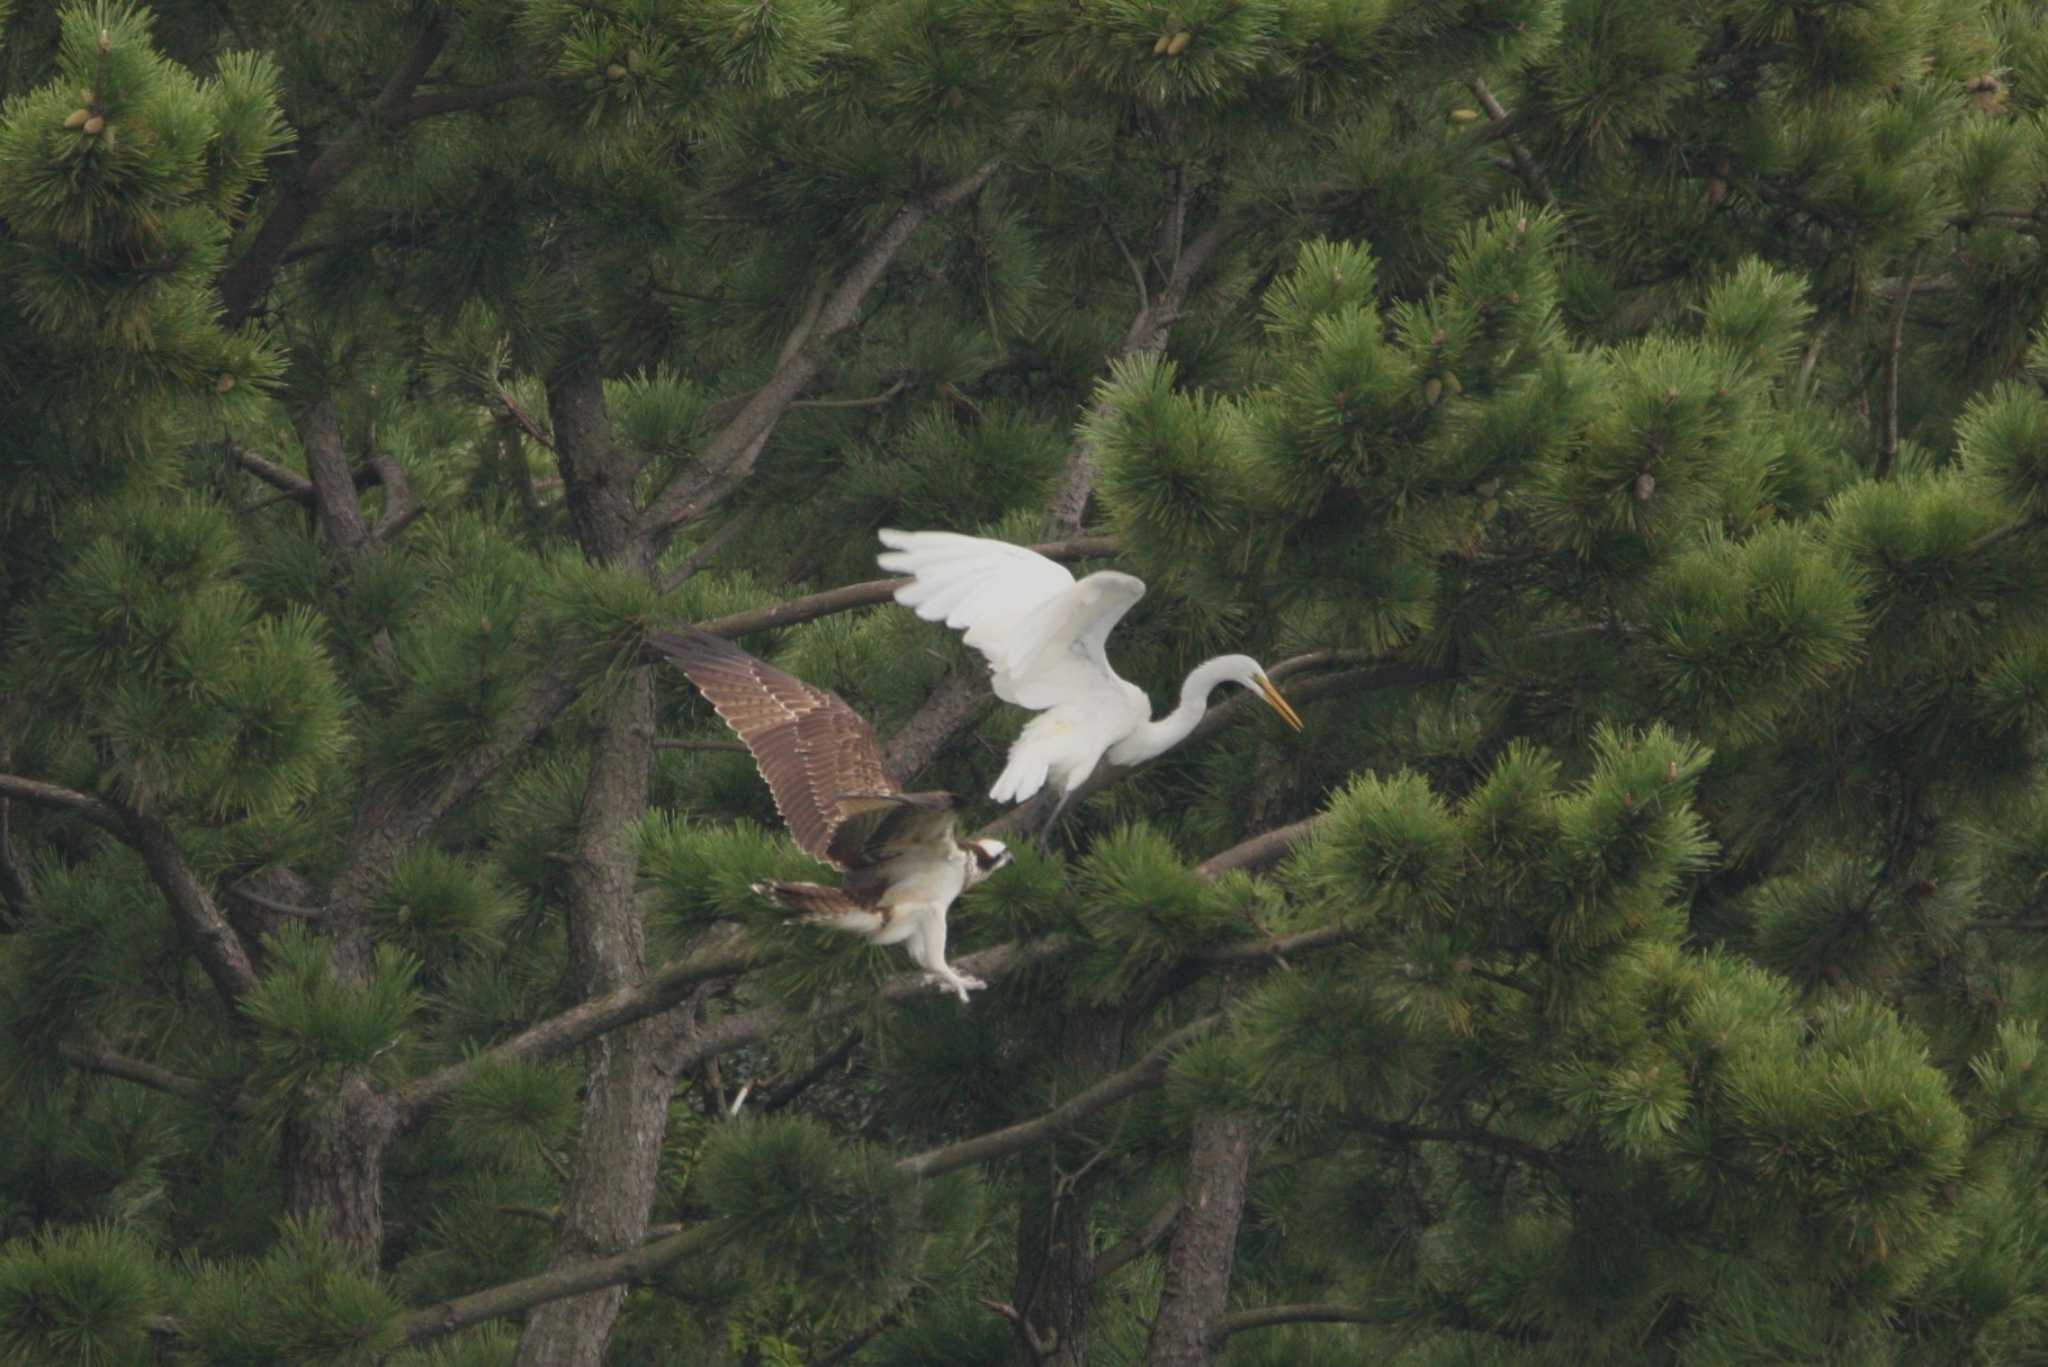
[513,667,674,1367]
[280,1075,397,1261]
[1142,1111,1259,1367]
[1008,1006,1124,1367]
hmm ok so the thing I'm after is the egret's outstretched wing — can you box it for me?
[878,529,1146,710]
[650,627,897,869]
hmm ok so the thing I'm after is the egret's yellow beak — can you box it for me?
[1254,674,1304,731]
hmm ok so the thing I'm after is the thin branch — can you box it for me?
[686,537,1117,641]
[652,737,747,753]
[1356,1119,1561,1172]
[1093,1196,1180,1277]
[789,378,909,410]
[759,1029,864,1113]
[389,75,560,121]
[391,930,761,1128]
[662,508,759,592]
[641,161,1000,539]
[218,18,452,323]
[1469,77,1553,205]
[1196,817,1323,878]
[1877,248,1924,481]
[497,386,557,452]
[299,399,371,566]
[58,1041,230,1109]
[226,442,315,500]
[367,454,417,545]
[899,1015,1220,1179]
[1210,1302,1389,1342]
[0,772,123,833]
[397,997,1205,1347]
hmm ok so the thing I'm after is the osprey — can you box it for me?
[650,627,1011,1001]
[877,529,1303,829]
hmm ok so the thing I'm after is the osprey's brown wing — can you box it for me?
[649,627,898,870]
[827,791,960,870]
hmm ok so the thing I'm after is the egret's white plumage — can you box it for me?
[878,530,1304,819]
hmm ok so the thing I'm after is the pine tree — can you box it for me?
[5,1,2048,1365]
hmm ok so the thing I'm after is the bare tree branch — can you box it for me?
[687,538,1116,642]
[1209,1302,1389,1341]
[1878,248,1924,482]
[1196,817,1323,878]
[1469,77,1553,205]
[1046,215,1239,533]
[899,1015,1220,1179]
[641,162,1000,541]
[0,772,124,833]
[122,806,262,1006]
[662,509,758,592]
[1093,1196,1181,1278]
[396,1011,1218,1346]
[59,1041,246,1111]
[218,18,452,323]
[299,399,372,565]
[759,1029,864,1113]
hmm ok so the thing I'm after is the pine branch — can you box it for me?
[1093,1195,1181,1278]
[1877,248,1925,481]
[1208,1302,1388,1341]
[218,17,452,322]
[898,1015,1220,1179]
[1195,817,1323,878]
[652,737,747,753]
[396,1012,1218,1347]
[367,454,418,545]
[122,806,262,1006]
[1047,214,1239,533]
[226,441,315,501]
[685,537,1116,641]
[759,1029,863,1113]
[299,399,372,565]
[1469,77,1553,205]
[58,1040,240,1110]
[640,161,1000,540]
[662,509,758,591]
[885,667,996,784]
[0,773,258,1006]
[0,772,124,833]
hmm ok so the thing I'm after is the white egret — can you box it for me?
[651,627,1012,1001]
[877,529,1304,828]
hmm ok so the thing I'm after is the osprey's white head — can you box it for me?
[965,838,1013,886]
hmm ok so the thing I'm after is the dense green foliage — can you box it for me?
[6,0,2048,1363]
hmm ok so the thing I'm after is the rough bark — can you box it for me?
[1008,1005,1125,1367]
[299,399,371,567]
[280,1075,397,1261]
[547,355,651,572]
[513,667,679,1367]
[1142,1111,1259,1367]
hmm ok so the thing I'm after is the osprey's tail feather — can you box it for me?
[752,881,886,934]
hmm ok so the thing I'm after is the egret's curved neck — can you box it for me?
[1111,657,1249,766]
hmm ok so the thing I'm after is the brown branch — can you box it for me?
[0,772,124,833]
[391,931,761,1129]
[898,1015,1220,1179]
[641,161,1000,539]
[397,994,1202,1347]
[662,509,758,592]
[759,1028,864,1113]
[687,538,1117,642]
[1877,248,1924,481]
[885,667,993,784]
[1093,1196,1181,1278]
[652,737,747,753]
[300,399,371,565]
[218,18,452,323]
[1196,817,1323,878]
[1209,1302,1389,1342]
[58,1041,241,1110]
[1047,215,1239,533]
[1469,77,1553,205]
[367,454,417,544]
[227,442,315,500]
[1358,1119,1561,1172]
[788,378,909,410]
[122,806,261,1006]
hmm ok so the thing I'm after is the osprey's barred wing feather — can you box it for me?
[649,627,897,869]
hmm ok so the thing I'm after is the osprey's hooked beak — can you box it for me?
[1254,673,1305,731]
